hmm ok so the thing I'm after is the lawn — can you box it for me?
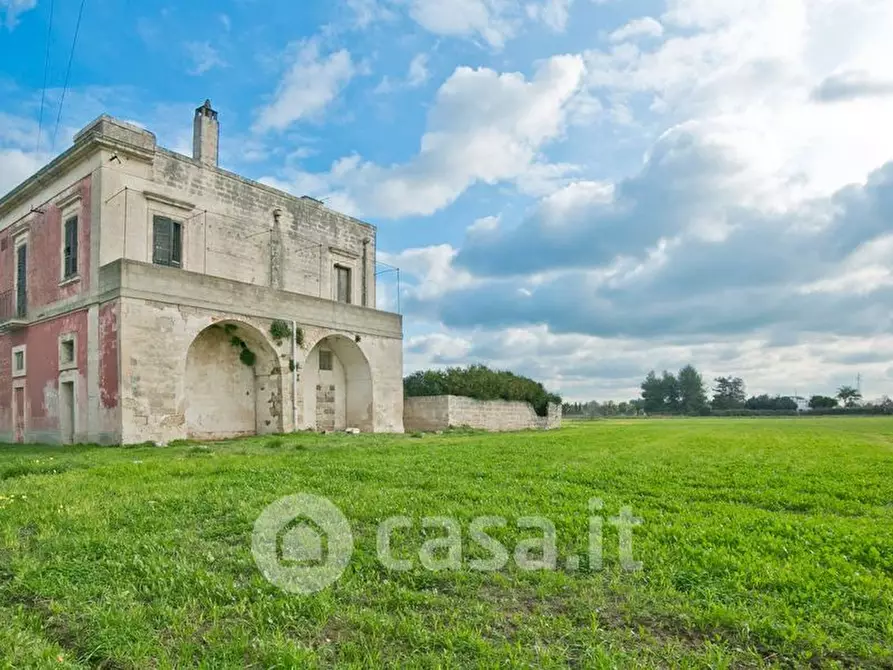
[1,418,892,668]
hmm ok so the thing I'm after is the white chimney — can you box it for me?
[193,99,219,167]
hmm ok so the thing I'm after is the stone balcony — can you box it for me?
[97,259,403,339]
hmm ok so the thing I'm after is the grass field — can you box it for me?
[1,418,892,668]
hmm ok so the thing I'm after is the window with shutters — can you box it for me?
[153,216,182,268]
[335,265,351,304]
[15,240,27,319]
[62,215,78,279]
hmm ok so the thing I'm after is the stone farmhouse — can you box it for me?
[0,101,404,444]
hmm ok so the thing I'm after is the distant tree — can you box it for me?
[712,376,747,410]
[661,370,681,413]
[809,395,838,410]
[641,371,665,413]
[678,365,709,414]
[837,386,863,408]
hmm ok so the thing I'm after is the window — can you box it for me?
[12,345,26,377]
[15,240,27,319]
[335,265,351,304]
[153,216,182,267]
[63,215,78,278]
[319,350,333,371]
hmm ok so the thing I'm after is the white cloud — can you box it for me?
[1,0,36,28]
[185,42,227,76]
[268,54,586,217]
[609,17,664,42]
[346,0,397,28]
[254,39,355,132]
[408,0,518,49]
[526,0,573,32]
[467,215,501,236]
[374,53,430,94]
[584,0,893,205]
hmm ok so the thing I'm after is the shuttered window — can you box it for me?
[63,216,78,278]
[153,216,182,267]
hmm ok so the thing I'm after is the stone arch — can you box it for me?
[302,334,373,432]
[184,320,283,439]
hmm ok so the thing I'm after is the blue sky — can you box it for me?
[3,0,893,402]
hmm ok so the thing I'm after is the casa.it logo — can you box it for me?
[251,493,354,594]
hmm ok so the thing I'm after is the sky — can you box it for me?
[2,0,893,402]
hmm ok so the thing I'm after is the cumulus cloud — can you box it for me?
[254,39,355,132]
[1,0,36,28]
[266,54,586,217]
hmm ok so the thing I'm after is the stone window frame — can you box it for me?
[145,192,194,271]
[59,332,78,371]
[319,350,333,371]
[56,191,82,285]
[334,264,352,304]
[12,345,26,378]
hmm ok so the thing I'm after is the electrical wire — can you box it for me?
[35,0,56,155]
[51,0,88,153]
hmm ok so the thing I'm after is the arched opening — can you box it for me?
[302,335,373,432]
[184,321,282,439]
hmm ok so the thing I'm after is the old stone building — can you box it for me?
[0,101,404,444]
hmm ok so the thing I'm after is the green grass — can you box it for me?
[1,418,892,668]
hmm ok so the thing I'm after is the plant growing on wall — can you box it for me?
[270,319,304,348]
[227,331,256,367]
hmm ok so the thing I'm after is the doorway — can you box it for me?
[60,381,75,444]
[13,385,25,443]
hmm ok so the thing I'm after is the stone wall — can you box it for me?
[404,395,562,433]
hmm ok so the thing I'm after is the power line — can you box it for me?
[35,0,56,155]
[52,0,88,153]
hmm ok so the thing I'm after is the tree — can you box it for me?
[641,371,664,413]
[837,386,862,408]
[712,376,746,410]
[809,395,838,410]
[661,370,681,413]
[677,365,709,414]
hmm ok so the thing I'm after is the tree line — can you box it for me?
[563,366,886,417]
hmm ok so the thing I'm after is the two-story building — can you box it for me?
[0,100,404,444]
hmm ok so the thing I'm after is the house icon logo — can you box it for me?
[252,493,354,594]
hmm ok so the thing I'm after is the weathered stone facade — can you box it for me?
[404,396,562,432]
[0,102,403,444]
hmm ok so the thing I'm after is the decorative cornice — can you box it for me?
[55,191,83,211]
[143,190,195,212]
[0,133,155,220]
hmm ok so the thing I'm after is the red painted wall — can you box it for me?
[0,175,91,310]
[0,310,88,440]
[100,301,119,409]
[0,174,95,441]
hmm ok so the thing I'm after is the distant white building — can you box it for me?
[793,396,810,412]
